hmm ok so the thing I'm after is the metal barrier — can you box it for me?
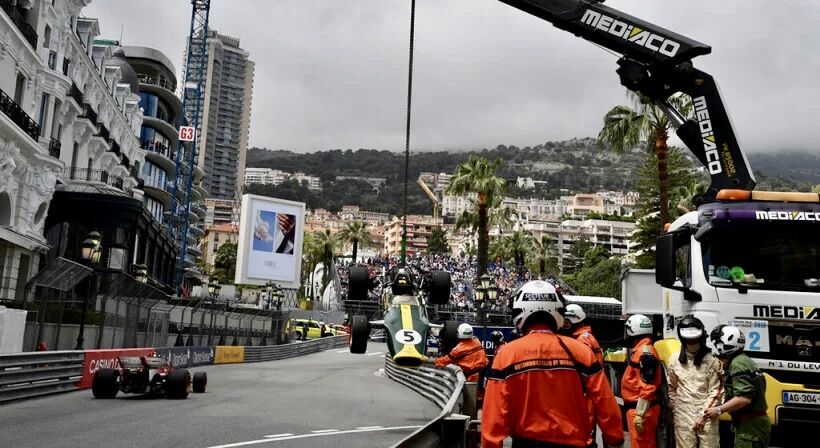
[0,351,84,403]
[243,336,348,363]
[385,356,469,448]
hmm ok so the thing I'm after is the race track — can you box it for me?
[0,343,439,448]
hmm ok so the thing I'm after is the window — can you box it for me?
[43,25,51,48]
[38,94,49,137]
[675,240,692,288]
[14,73,26,104]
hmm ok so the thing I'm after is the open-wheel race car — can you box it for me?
[91,355,207,399]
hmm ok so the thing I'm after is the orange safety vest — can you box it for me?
[435,337,487,380]
[572,324,604,367]
[482,324,624,448]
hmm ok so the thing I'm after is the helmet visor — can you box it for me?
[679,327,703,339]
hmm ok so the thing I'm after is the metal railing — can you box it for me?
[48,138,61,158]
[385,357,469,448]
[243,336,347,363]
[0,87,40,140]
[69,83,83,105]
[0,0,38,49]
[136,73,175,92]
[79,103,97,124]
[0,351,84,403]
[63,167,131,194]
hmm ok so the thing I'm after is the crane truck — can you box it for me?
[496,0,820,441]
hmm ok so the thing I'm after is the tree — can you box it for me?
[427,227,451,255]
[311,230,338,292]
[598,92,693,228]
[213,242,237,284]
[338,221,372,263]
[497,230,533,270]
[563,236,593,275]
[565,254,623,300]
[531,234,558,279]
[447,156,507,275]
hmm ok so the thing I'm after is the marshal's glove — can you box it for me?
[633,398,650,434]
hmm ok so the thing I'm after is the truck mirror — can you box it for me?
[655,233,676,287]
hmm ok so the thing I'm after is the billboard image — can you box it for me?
[235,195,305,288]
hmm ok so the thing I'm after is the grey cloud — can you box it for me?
[86,0,820,153]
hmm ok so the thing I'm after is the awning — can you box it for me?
[0,226,49,252]
[30,257,93,291]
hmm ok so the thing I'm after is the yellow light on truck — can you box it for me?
[716,189,751,201]
[717,189,820,203]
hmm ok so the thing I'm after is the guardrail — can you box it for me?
[0,351,84,404]
[385,357,470,448]
[244,336,347,362]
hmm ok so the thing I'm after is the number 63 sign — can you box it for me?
[179,126,196,142]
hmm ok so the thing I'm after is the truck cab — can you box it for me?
[653,189,820,435]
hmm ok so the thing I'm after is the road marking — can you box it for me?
[366,351,384,356]
[263,434,293,438]
[336,349,348,353]
[311,429,339,433]
[356,426,383,430]
[205,425,423,448]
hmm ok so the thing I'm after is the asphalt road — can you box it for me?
[0,343,440,448]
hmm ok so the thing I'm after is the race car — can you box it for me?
[348,266,456,367]
[91,355,207,399]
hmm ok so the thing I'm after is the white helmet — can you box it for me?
[457,323,474,339]
[511,280,564,331]
[564,304,586,325]
[710,324,745,357]
[625,314,653,337]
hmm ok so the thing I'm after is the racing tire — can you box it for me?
[348,266,370,301]
[193,372,207,393]
[427,271,451,305]
[349,315,369,354]
[441,320,461,355]
[91,368,120,399]
[166,369,192,399]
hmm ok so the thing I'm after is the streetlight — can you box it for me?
[474,273,492,348]
[265,281,275,310]
[76,230,102,350]
[133,264,148,283]
[207,281,221,345]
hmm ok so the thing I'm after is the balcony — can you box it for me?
[63,167,132,194]
[110,140,120,155]
[48,138,61,158]
[68,83,83,106]
[0,0,38,49]
[136,73,175,92]
[95,123,110,141]
[79,104,97,124]
[0,87,40,140]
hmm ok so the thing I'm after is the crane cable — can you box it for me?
[401,0,416,266]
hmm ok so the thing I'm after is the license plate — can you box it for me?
[783,391,820,406]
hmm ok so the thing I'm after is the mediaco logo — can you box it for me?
[693,96,722,175]
[755,210,820,221]
[754,305,820,320]
[580,9,680,57]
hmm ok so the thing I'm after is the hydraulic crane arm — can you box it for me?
[498,0,756,201]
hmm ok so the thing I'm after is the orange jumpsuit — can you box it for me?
[621,337,662,448]
[482,324,624,448]
[572,324,606,447]
[435,337,488,381]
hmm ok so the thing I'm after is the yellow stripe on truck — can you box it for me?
[214,346,245,364]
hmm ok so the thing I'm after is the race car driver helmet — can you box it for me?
[391,268,414,296]
[490,330,504,345]
[677,316,709,366]
[511,280,564,332]
[710,324,746,358]
[457,323,474,339]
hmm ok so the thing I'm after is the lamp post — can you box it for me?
[207,281,220,345]
[474,273,492,348]
[265,281,275,310]
[76,230,102,350]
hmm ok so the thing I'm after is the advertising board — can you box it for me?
[78,348,155,388]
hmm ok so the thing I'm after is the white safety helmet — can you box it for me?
[710,324,745,357]
[457,323,474,339]
[511,280,564,331]
[625,314,653,337]
[564,304,586,325]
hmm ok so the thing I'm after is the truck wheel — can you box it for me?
[350,315,369,354]
[166,369,192,399]
[193,372,207,393]
[427,271,451,305]
[91,368,120,399]
[441,320,460,355]
[348,266,370,301]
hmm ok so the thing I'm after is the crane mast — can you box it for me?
[167,0,211,294]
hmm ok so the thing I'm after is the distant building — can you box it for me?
[335,175,385,189]
[524,218,635,272]
[442,193,477,217]
[291,172,321,191]
[244,167,288,186]
[201,223,238,266]
[383,215,442,256]
[204,198,237,226]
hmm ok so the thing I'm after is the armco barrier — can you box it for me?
[214,346,245,364]
[243,336,347,362]
[385,356,469,448]
[0,351,84,403]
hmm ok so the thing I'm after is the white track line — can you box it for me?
[356,426,383,430]
[263,434,293,438]
[310,429,339,433]
[336,349,348,353]
[366,352,384,356]
[205,425,422,448]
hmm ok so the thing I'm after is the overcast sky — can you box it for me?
[86,0,820,154]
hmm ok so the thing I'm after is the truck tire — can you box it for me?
[441,320,461,355]
[427,271,451,305]
[193,372,207,393]
[166,369,192,399]
[91,368,120,399]
[348,266,370,301]
[349,315,369,354]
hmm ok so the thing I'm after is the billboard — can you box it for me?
[235,194,305,288]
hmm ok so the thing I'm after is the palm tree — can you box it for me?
[447,156,507,275]
[675,179,709,215]
[454,196,517,234]
[338,221,372,263]
[312,229,338,292]
[598,91,693,227]
[504,230,533,270]
[532,234,557,279]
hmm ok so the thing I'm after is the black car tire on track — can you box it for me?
[427,271,451,305]
[91,368,120,399]
[441,320,461,355]
[349,315,369,354]
[193,372,207,393]
[348,266,370,301]
[165,369,191,399]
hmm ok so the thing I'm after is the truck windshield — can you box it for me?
[701,221,820,292]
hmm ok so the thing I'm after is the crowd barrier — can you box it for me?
[0,336,348,404]
[384,356,471,448]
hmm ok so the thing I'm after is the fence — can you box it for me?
[385,356,472,448]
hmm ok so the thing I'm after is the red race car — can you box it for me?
[91,355,207,399]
